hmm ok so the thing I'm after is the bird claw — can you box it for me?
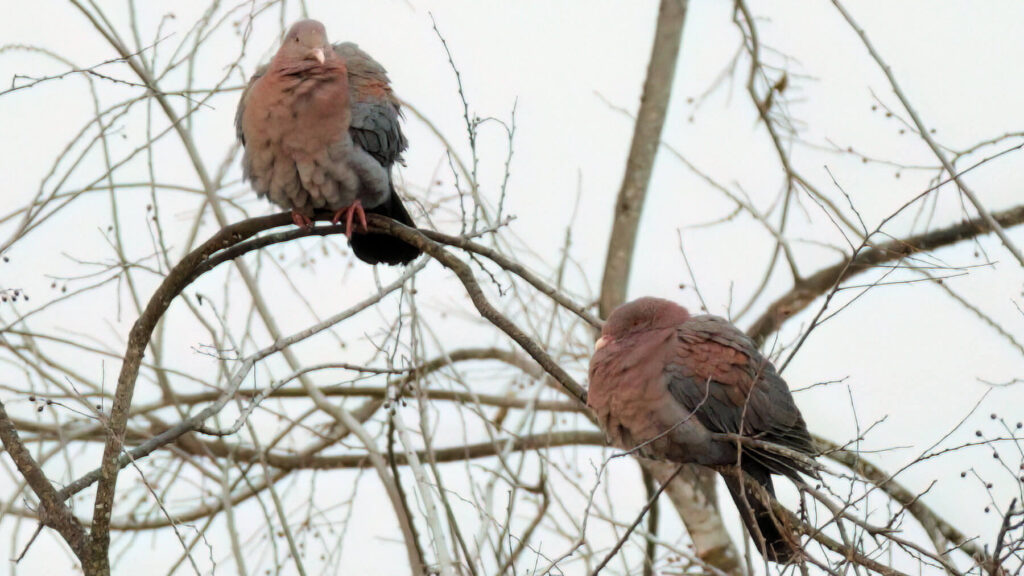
[331,201,368,239]
[291,210,314,229]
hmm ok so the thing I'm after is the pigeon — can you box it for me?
[236,19,421,265]
[588,297,817,562]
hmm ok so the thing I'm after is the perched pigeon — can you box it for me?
[236,19,421,265]
[588,297,816,562]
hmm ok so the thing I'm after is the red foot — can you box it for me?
[291,210,314,229]
[331,201,368,239]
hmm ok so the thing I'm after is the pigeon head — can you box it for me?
[597,297,690,350]
[279,19,332,65]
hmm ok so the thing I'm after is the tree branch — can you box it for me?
[598,0,689,319]
[817,435,989,562]
[373,217,590,404]
[832,0,1024,267]
[747,203,1024,344]
[87,214,293,565]
[0,399,88,560]
[174,430,606,471]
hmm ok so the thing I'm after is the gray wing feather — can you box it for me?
[350,102,407,167]
[331,42,408,167]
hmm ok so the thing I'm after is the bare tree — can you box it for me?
[1,1,1022,575]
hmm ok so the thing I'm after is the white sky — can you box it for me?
[1,1,1023,574]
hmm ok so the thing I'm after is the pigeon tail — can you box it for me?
[349,187,421,265]
[721,465,800,563]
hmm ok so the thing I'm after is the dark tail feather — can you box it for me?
[721,467,799,563]
[349,190,422,266]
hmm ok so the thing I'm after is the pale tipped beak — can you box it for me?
[309,48,325,64]
[595,336,610,351]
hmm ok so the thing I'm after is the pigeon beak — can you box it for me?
[595,336,610,351]
[309,48,325,64]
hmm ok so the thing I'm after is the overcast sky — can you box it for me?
[1,1,1023,574]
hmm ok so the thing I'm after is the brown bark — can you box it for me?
[747,203,1024,345]
[0,399,88,560]
[598,0,689,320]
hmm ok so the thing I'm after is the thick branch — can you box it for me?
[748,203,1024,344]
[598,0,688,319]
[0,399,88,559]
[88,214,293,556]
[645,460,740,572]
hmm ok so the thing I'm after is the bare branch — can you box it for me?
[598,0,689,319]
[832,0,1024,267]
[748,203,1024,345]
[0,399,87,560]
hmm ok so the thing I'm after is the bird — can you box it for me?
[587,297,817,562]
[236,19,421,265]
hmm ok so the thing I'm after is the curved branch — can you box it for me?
[372,216,591,404]
[87,214,293,547]
[53,208,595,563]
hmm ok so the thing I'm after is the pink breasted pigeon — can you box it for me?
[588,297,817,562]
[236,19,420,265]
